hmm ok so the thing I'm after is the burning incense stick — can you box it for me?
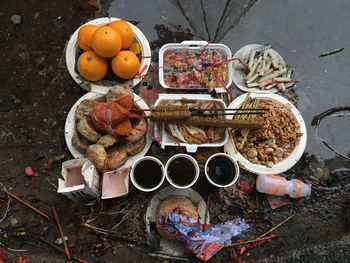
[0,188,53,222]
[52,206,71,261]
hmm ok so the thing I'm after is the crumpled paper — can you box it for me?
[161,212,249,261]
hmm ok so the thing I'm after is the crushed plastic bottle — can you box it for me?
[256,174,311,198]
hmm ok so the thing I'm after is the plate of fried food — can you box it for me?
[232,44,295,93]
[65,86,152,172]
[225,93,307,175]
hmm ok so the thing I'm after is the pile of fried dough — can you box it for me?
[72,86,147,171]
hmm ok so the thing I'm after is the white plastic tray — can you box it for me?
[65,17,151,94]
[153,93,229,153]
[159,40,233,90]
[225,93,307,175]
[65,92,152,170]
[232,44,286,94]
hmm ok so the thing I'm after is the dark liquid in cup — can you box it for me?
[167,157,196,186]
[133,160,163,189]
[207,156,236,185]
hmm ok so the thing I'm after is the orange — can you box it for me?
[77,24,98,51]
[109,20,134,49]
[128,42,142,55]
[91,26,122,58]
[111,50,140,79]
[77,50,107,81]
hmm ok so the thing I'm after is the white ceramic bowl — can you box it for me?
[204,153,240,188]
[65,17,151,94]
[165,154,199,189]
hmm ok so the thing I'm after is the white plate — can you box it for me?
[64,92,152,170]
[65,17,151,94]
[232,44,286,94]
[145,186,208,258]
[225,93,307,175]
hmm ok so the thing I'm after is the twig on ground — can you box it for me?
[82,223,147,246]
[46,178,58,191]
[225,235,276,248]
[0,184,10,224]
[258,212,296,239]
[0,241,28,252]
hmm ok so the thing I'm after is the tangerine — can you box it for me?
[111,50,140,79]
[91,26,122,58]
[77,50,107,81]
[77,24,98,51]
[128,42,142,55]
[109,20,134,49]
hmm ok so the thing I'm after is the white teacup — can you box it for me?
[205,153,240,188]
[165,154,199,189]
[130,156,165,192]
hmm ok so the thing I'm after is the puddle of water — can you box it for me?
[220,0,350,160]
[105,0,191,43]
[316,113,350,158]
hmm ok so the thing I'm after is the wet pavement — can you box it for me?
[0,0,349,262]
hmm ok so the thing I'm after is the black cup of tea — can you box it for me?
[165,154,199,189]
[130,156,165,192]
[205,153,239,187]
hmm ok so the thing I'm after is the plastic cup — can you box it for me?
[130,156,165,192]
[205,153,240,188]
[165,154,199,189]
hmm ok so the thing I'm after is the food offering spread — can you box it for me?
[232,44,295,93]
[62,18,309,259]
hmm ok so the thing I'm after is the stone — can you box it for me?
[18,51,30,61]
[11,14,21,25]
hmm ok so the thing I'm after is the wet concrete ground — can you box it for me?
[0,0,349,262]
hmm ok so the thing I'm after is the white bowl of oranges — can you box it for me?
[66,17,151,94]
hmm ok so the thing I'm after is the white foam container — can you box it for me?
[153,93,229,153]
[158,41,232,90]
[65,17,151,94]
